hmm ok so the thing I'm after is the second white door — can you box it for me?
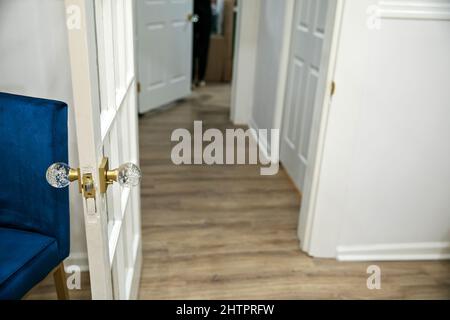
[280,0,334,191]
[136,0,194,113]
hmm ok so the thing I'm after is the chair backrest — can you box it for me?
[0,92,69,260]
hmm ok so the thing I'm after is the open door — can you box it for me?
[64,0,142,299]
[136,0,194,113]
[278,0,341,253]
[280,0,337,191]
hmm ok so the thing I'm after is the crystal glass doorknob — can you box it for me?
[99,158,141,193]
[117,163,142,188]
[46,163,79,189]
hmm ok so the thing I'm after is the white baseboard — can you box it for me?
[337,242,450,261]
[65,252,89,272]
[248,118,271,164]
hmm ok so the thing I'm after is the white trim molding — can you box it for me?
[248,118,271,164]
[378,0,450,20]
[65,252,89,272]
[337,242,450,261]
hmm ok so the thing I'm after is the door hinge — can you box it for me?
[331,81,336,97]
[137,82,141,94]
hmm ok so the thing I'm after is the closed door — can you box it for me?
[280,0,334,191]
[65,0,142,299]
[136,0,194,113]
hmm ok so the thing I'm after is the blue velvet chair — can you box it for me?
[0,92,70,300]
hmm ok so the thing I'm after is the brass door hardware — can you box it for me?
[68,168,83,193]
[46,159,141,197]
[46,163,94,199]
[99,157,141,194]
[99,157,116,194]
[187,13,199,23]
[331,81,336,96]
[82,173,96,199]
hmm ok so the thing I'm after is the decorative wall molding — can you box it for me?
[337,242,450,261]
[378,0,450,20]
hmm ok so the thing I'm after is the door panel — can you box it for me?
[280,0,331,190]
[65,0,142,300]
[136,0,193,113]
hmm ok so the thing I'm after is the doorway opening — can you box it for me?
[128,0,336,299]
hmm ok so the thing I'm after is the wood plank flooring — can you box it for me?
[27,84,450,300]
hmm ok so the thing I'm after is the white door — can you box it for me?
[280,0,335,191]
[136,0,194,113]
[65,0,142,300]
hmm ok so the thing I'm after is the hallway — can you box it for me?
[137,84,450,299]
[138,84,303,299]
[27,84,450,300]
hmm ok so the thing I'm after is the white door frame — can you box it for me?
[230,0,345,257]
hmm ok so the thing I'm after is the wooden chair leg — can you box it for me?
[53,263,69,300]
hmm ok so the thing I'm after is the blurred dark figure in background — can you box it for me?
[192,0,213,87]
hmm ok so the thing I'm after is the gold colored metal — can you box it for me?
[187,13,194,21]
[68,168,79,182]
[99,157,109,194]
[331,81,336,96]
[106,170,119,183]
[82,173,96,199]
[68,168,82,193]
[99,157,119,194]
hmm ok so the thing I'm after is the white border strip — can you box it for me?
[378,1,450,20]
[337,242,450,261]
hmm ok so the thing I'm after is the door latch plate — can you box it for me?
[82,173,96,199]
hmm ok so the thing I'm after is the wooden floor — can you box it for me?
[28,84,450,300]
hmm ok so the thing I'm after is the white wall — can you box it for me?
[230,0,260,125]
[308,0,450,260]
[248,0,291,152]
[0,0,88,268]
[231,0,294,145]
